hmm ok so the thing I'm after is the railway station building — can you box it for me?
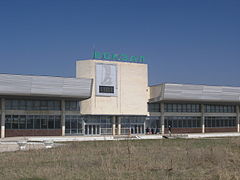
[0,58,240,137]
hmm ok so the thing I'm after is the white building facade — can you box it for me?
[0,59,240,137]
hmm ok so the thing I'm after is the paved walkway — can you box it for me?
[0,141,47,152]
[0,133,239,153]
[1,132,240,143]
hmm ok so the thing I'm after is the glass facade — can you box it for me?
[84,116,113,135]
[205,105,236,113]
[1,98,239,135]
[65,115,84,135]
[164,116,201,128]
[145,116,161,134]
[65,115,113,135]
[65,101,80,111]
[5,99,61,111]
[205,116,236,127]
[5,115,61,129]
[148,103,160,112]
[120,116,145,135]
[164,103,201,113]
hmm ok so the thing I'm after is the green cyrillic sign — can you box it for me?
[93,51,145,63]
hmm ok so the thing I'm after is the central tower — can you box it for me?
[76,59,148,116]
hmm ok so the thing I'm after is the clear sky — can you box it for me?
[0,0,239,86]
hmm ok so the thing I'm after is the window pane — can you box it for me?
[19,115,26,129]
[12,115,19,129]
[55,116,61,129]
[34,116,41,129]
[41,116,48,129]
[48,116,54,129]
[27,115,34,129]
[5,115,12,129]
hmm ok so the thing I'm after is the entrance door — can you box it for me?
[130,124,144,134]
[85,125,100,135]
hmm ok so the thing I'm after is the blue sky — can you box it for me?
[0,0,239,86]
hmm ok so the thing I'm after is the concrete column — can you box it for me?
[201,104,205,133]
[112,116,116,136]
[86,125,89,135]
[61,100,65,136]
[144,120,146,134]
[236,105,240,133]
[117,117,121,135]
[1,98,5,138]
[160,102,164,135]
[82,121,86,135]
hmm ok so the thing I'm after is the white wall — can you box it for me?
[76,60,148,115]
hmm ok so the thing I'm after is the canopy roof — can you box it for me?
[0,74,92,99]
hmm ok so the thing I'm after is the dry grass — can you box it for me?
[0,138,240,180]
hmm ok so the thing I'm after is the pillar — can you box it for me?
[236,105,240,133]
[201,104,205,133]
[61,100,65,136]
[1,98,5,138]
[160,102,164,135]
[117,117,121,135]
[112,116,116,136]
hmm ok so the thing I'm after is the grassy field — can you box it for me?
[0,138,240,180]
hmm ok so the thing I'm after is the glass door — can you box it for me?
[85,124,100,135]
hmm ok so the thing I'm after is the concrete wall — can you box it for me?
[76,60,148,115]
[5,129,61,137]
[164,128,202,134]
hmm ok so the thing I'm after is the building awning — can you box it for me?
[0,74,92,99]
[149,83,240,103]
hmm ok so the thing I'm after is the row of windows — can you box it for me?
[4,99,80,111]
[65,115,83,134]
[146,117,161,129]
[65,101,80,111]
[5,100,61,111]
[148,103,160,112]
[5,115,61,129]
[164,103,201,113]
[205,117,236,127]
[65,115,113,134]
[83,115,113,125]
[148,103,201,113]
[121,116,146,129]
[148,103,238,113]
[2,114,238,130]
[164,116,202,128]
[205,105,235,113]
[120,116,146,124]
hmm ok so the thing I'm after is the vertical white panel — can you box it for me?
[95,63,117,96]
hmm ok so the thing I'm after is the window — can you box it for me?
[27,115,34,129]
[164,116,201,128]
[34,116,41,129]
[119,116,146,135]
[48,116,54,129]
[5,99,61,111]
[5,115,62,129]
[41,116,48,129]
[5,115,12,129]
[205,116,236,127]
[205,104,236,113]
[55,116,61,129]
[65,101,80,111]
[148,103,160,112]
[99,86,114,93]
[19,115,26,129]
[164,103,201,113]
